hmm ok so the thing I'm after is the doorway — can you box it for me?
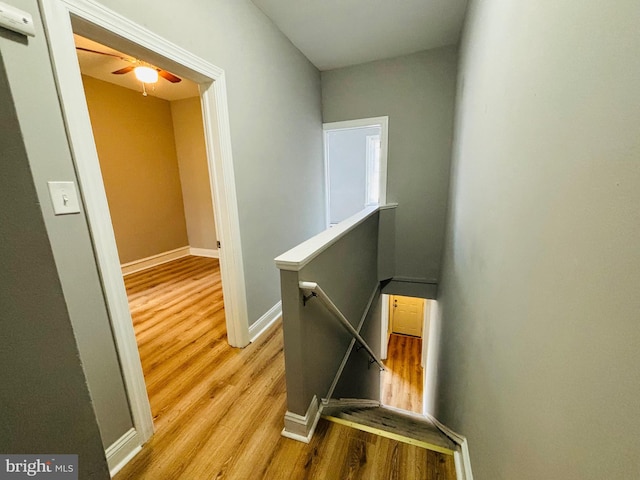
[75,34,217,270]
[40,0,249,473]
[380,294,431,414]
[74,31,229,462]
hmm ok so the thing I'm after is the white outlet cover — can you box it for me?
[47,181,81,215]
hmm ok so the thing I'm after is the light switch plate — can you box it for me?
[47,181,81,215]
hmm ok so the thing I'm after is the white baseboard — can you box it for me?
[121,246,190,276]
[249,301,282,342]
[455,440,474,480]
[106,428,142,477]
[190,247,219,258]
[281,395,321,444]
[426,414,474,480]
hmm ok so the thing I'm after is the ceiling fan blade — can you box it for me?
[158,69,182,83]
[76,46,126,60]
[79,45,182,84]
[112,66,135,75]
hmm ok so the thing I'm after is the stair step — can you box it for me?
[321,403,458,455]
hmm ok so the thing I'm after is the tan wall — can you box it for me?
[170,97,217,250]
[82,75,189,264]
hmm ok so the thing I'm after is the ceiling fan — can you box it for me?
[76,46,182,84]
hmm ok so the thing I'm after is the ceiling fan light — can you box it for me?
[134,66,158,84]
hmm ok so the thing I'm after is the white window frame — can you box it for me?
[323,116,389,228]
[365,134,381,207]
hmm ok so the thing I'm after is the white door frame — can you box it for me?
[380,293,390,359]
[364,134,381,206]
[421,299,431,368]
[323,116,389,227]
[39,0,250,465]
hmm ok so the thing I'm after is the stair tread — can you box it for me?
[322,405,457,452]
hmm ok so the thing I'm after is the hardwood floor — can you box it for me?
[382,334,424,414]
[115,256,455,479]
[266,419,457,479]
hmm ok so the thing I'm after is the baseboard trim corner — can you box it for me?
[249,301,282,342]
[426,414,474,480]
[281,395,321,444]
[189,247,219,259]
[121,246,190,276]
[106,428,142,477]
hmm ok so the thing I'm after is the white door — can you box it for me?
[390,295,424,337]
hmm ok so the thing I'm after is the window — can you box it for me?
[323,116,388,226]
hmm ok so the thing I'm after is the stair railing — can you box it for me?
[299,281,385,371]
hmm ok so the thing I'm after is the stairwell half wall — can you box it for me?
[276,206,393,440]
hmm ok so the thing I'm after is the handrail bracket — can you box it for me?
[368,358,383,371]
[302,291,317,306]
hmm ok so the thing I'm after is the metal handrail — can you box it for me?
[299,281,385,371]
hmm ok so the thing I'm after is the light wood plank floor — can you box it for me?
[115,256,455,479]
[382,334,424,414]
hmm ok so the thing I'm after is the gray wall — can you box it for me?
[333,290,382,401]
[322,47,458,284]
[1,1,132,448]
[436,0,640,479]
[96,0,325,322]
[4,0,324,456]
[0,53,109,479]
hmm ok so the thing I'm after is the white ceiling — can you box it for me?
[74,35,199,101]
[251,0,468,71]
